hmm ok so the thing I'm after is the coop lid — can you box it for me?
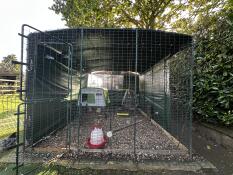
[80,87,110,104]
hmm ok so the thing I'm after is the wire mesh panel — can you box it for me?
[75,29,138,160]
[166,48,193,151]
[0,93,21,140]
[13,25,73,175]
[13,26,193,174]
[25,28,73,142]
[138,33,193,157]
[0,77,24,175]
[0,87,23,170]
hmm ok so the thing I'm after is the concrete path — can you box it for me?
[192,128,233,175]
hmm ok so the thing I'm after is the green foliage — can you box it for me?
[50,0,228,31]
[0,54,20,73]
[193,8,233,126]
[169,0,227,34]
[50,0,173,29]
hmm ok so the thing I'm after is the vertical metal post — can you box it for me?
[22,103,26,165]
[163,58,170,129]
[19,25,24,101]
[16,105,20,175]
[67,44,73,150]
[133,29,138,159]
[16,103,24,175]
[189,42,194,157]
[77,29,83,148]
[66,49,70,149]
[30,38,38,150]
[16,24,27,174]
[135,29,138,100]
[70,45,73,148]
[109,72,113,148]
[166,60,171,131]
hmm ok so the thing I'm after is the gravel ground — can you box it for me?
[76,109,182,150]
[34,108,203,161]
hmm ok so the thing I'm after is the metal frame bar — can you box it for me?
[189,41,194,156]
[15,103,26,175]
[133,29,138,159]
[77,28,84,148]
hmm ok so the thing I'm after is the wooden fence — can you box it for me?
[0,79,20,94]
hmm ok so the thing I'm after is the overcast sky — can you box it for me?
[0,0,66,61]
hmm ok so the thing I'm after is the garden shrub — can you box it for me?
[193,11,233,126]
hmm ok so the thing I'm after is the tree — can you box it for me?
[168,0,227,34]
[50,0,228,32]
[0,54,20,73]
[50,0,174,29]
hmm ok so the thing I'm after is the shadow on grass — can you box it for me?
[0,116,24,139]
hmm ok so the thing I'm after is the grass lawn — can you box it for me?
[0,94,23,139]
[0,116,24,139]
[0,94,21,119]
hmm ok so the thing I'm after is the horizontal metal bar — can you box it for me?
[14,112,26,115]
[22,24,73,47]
[17,89,26,93]
[112,120,144,133]
[145,96,163,109]
[12,60,29,66]
[18,33,29,39]
[39,43,62,55]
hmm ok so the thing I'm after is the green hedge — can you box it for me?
[193,11,233,126]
